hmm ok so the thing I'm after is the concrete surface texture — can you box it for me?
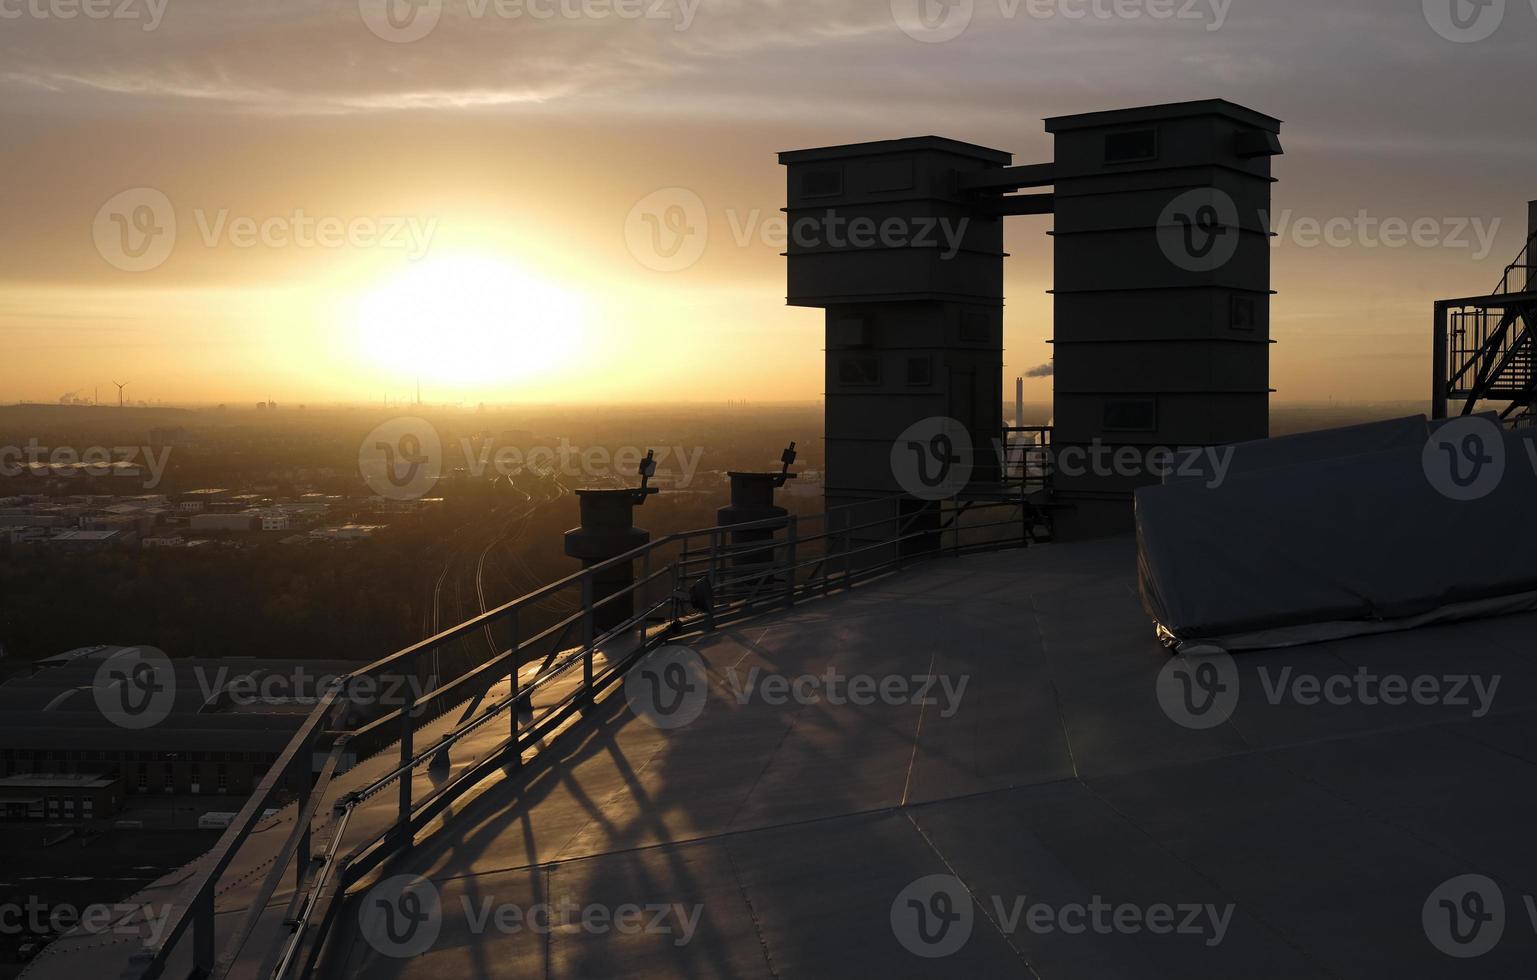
[313,536,1537,978]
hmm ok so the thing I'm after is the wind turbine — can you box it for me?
[113,381,129,409]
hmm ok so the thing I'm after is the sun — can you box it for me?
[354,253,588,388]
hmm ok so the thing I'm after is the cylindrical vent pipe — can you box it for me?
[564,489,650,632]
[717,472,790,569]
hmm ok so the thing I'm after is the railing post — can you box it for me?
[707,529,720,597]
[581,576,595,703]
[396,663,416,843]
[639,548,652,646]
[509,610,522,768]
[193,880,215,977]
[296,746,312,891]
[783,516,798,609]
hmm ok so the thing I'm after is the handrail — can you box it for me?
[121,474,1047,980]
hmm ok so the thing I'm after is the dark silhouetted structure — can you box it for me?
[1434,199,1537,423]
[783,100,1283,539]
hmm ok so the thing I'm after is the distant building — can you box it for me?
[311,524,382,541]
[178,489,231,513]
[0,773,121,822]
[258,509,289,532]
[0,648,359,800]
[49,529,135,550]
[190,512,259,533]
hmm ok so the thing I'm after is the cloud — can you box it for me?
[1025,363,1053,378]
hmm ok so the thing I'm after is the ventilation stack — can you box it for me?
[1045,100,1282,538]
[716,443,797,571]
[778,137,1008,554]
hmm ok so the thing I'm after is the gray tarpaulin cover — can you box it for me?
[1162,415,1432,485]
[1137,419,1537,651]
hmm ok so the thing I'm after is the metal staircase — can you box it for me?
[1435,224,1537,422]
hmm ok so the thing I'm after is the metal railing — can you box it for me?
[1496,231,1536,296]
[124,481,1045,980]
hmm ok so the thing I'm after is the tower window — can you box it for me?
[838,356,882,387]
[1229,294,1257,331]
[801,167,843,198]
[1104,129,1158,164]
[1103,398,1158,432]
[906,357,933,386]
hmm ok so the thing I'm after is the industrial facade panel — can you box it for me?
[1053,340,1270,393]
[1053,289,1271,344]
[1054,392,1269,447]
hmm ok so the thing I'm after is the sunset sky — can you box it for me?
[3,0,1534,406]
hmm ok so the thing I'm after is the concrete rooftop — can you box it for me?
[307,536,1537,978]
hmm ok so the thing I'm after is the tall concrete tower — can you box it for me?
[1045,100,1282,537]
[779,137,1009,546]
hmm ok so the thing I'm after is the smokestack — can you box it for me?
[1015,377,1024,430]
[1528,200,1536,289]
